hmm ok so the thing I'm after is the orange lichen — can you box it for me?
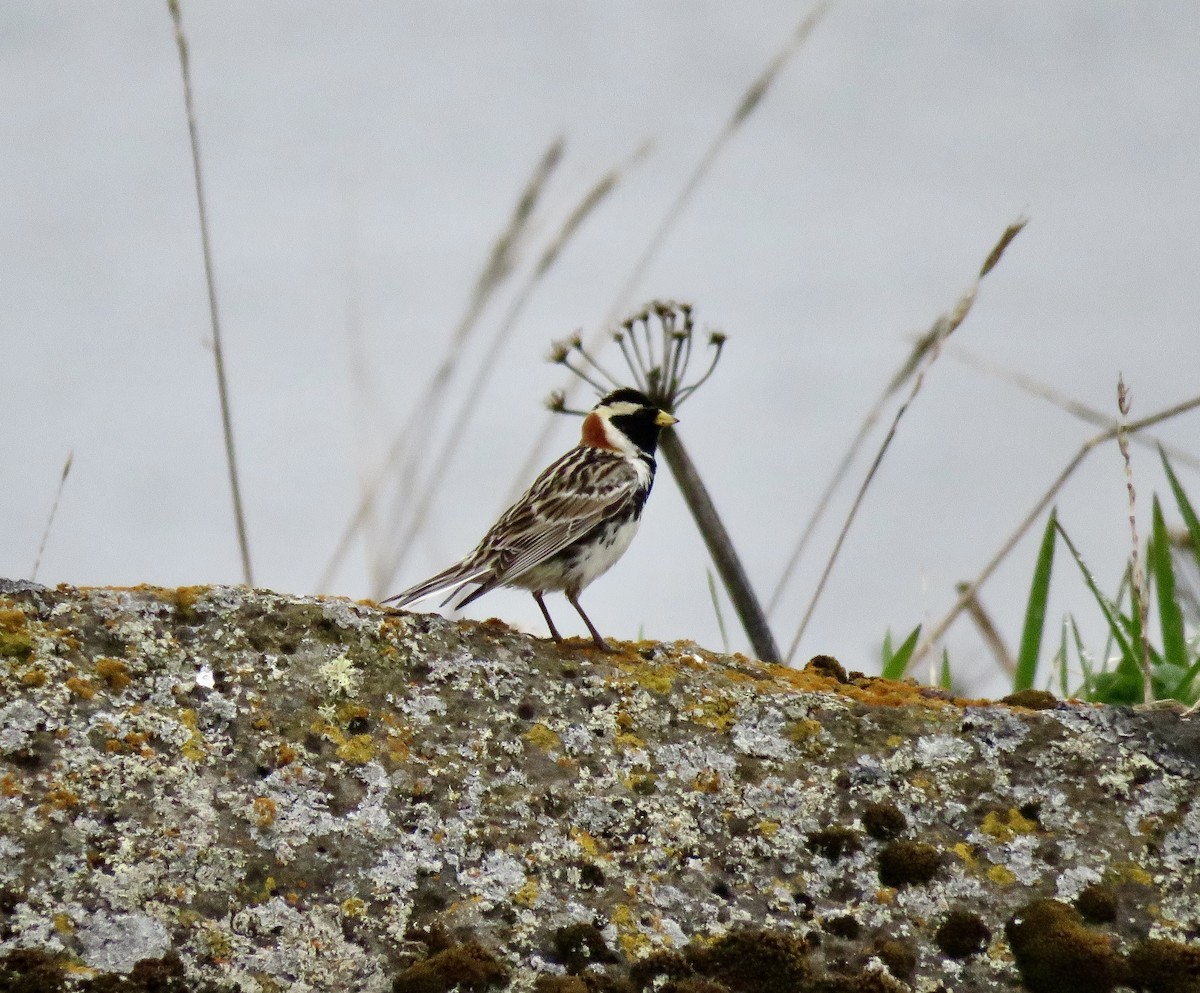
[65,676,97,699]
[95,657,131,692]
[252,797,277,828]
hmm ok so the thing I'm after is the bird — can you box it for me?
[383,387,678,651]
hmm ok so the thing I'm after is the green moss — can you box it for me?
[629,950,692,989]
[804,655,848,683]
[861,801,906,840]
[547,922,618,973]
[1076,883,1119,924]
[660,981,730,993]
[933,910,991,959]
[0,949,66,993]
[873,939,917,981]
[806,826,862,861]
[79,952,194,992]
[823,914,860,939]
[391,941,509,993]
[877,841,942,887]
[1002,689,1059,710]
[534,978,589,993]
[1005,898,1124,993]
[685,929,812,993]
[1126,938,1200,993]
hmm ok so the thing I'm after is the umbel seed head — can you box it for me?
[547,300,726,416]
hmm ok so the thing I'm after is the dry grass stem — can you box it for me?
[607,1,831,323]
[31,452,74,583]
[947,345,1200,471]
[512,4,831,493]
[1117,377,1153,703]
[910,390,1200,669]
[769,220,1029,613]
[369,151,639,598]
[168,0,253,586]
[956,581,1016,676]
[317,139,564,592]
[784,217,1028,663]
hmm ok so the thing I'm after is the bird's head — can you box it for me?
[580,388,678,457]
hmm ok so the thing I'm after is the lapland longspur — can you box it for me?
[383,388,677,650]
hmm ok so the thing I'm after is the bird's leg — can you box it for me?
[568,592,614,652]
[532,591,563,643]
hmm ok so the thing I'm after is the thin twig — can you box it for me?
[784,218,1029,662]
[168,0,253,585]
[784,344,932,663]
[1117,376,1153,703]
[910,391,1200,669]
[31,452,74,583]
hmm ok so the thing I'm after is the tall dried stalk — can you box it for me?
[31,452,74,583]
[317,139,564,592]
[510,3,832,497]
[783,218,1028,663]
[947,346,1200,471]
[1117,376,1152,703]
[168,0,253,585]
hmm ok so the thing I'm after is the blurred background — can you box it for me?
[4,3,1199,697]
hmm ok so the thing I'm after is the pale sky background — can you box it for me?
[4,3,1199,697]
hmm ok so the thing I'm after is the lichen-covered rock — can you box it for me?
[1,582,1198,992]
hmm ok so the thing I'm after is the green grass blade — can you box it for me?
[1160,445,1200,572]
[1175,653,1200,705]
[939,649,952,690]
[1055,616,1069,698]
[882,625,921,681]
[1013,509,1058,692]
[705,568,731,654]
[1068,614,1093,699]
[1150,495,1188,669]
[1056,519,1136,665]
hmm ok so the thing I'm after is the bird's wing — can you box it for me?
[454,447,643,605]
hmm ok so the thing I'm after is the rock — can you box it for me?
[0,583,1198,991]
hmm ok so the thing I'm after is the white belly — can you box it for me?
[512,513,642,595]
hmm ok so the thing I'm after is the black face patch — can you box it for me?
[609,407,666,456]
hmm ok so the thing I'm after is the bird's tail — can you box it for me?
[381,560,492,609]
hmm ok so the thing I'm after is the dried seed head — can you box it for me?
[547,339,572,364]
[547,300,727,414]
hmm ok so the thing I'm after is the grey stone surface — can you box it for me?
[0,584,1198,992]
